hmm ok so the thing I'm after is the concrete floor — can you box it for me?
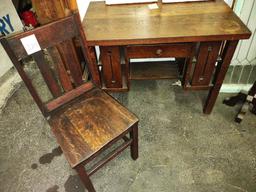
[0,79,256,192]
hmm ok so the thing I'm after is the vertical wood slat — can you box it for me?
[47,47,73,92]
[57,39,83,87]
[33,51,62,97]
[100,46,122,88]
[124,48,130,89]
[73,13,101,87]
[203,40,239,114]
[182,57,194,88]
[192,42,221,86]
[182,46,196,88]
[1,38,46,115]
[2,12,99,116]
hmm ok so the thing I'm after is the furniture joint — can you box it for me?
[192,56,197,64]
[217,55,222,62]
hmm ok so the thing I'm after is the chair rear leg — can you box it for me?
[75,164,96,192]
[130,123,138,160]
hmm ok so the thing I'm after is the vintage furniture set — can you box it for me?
[83,0,251,114]
[1,0,251,191]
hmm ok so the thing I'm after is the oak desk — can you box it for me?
[82,0,251,114]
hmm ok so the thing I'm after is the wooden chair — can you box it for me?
[1,12,139,192]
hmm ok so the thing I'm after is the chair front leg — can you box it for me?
[130,122,138,160]
[75,164,96,192]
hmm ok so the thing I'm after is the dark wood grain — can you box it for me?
[192,41,222,86]
[130,123,138,160]
[49,87,139,168]
[182,57,194,88]
[100,46,122,88]
[56,40,83,86]
[83,0,251,46]
[46,82,94,112]
[75,165,96,192]
[2,12,139,192]
[3,12,101,115]
[74,13,101,86]
[83,0,251,114]
[8,15,78,60]
[47,47,74,92]
[203,40,238,114]
[127,43,194,58]
[33,51,62,97]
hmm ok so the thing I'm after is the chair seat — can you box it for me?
[48,88,138,168]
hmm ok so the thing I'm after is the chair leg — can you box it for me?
[130,123,138,160]
[75,164,96,192]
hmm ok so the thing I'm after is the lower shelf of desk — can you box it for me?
[130,61,179,80]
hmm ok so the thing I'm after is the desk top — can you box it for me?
[83,0,251,46]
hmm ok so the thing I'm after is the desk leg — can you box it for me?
[203,40,238,114]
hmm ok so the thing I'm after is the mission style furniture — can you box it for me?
[1,12,139,192]
[83,0,251,114]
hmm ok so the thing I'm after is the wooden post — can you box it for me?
[203,40,239,114]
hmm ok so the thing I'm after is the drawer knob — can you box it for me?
[156,49,163,56]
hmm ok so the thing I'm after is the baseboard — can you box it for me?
[220,84,253,93]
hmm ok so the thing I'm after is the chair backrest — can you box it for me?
[1,12,96,117]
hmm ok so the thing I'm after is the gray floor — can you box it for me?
[0,79,256,192]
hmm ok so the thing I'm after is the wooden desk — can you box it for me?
[82,0,251,114]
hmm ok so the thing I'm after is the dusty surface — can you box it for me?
[0,79,256,192]
[0,69,21,113]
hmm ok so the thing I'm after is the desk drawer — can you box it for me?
[126,43,194,59]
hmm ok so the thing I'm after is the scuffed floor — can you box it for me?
[0,79,256,192]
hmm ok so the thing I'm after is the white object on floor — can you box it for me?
[172,80,182,86]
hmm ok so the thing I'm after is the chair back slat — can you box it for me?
[48,47,74,92]
[46,82,94,112]
[1,12,96,117]
[33,51,63,97]
[56,40,83,86]
[7,16,78,60]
